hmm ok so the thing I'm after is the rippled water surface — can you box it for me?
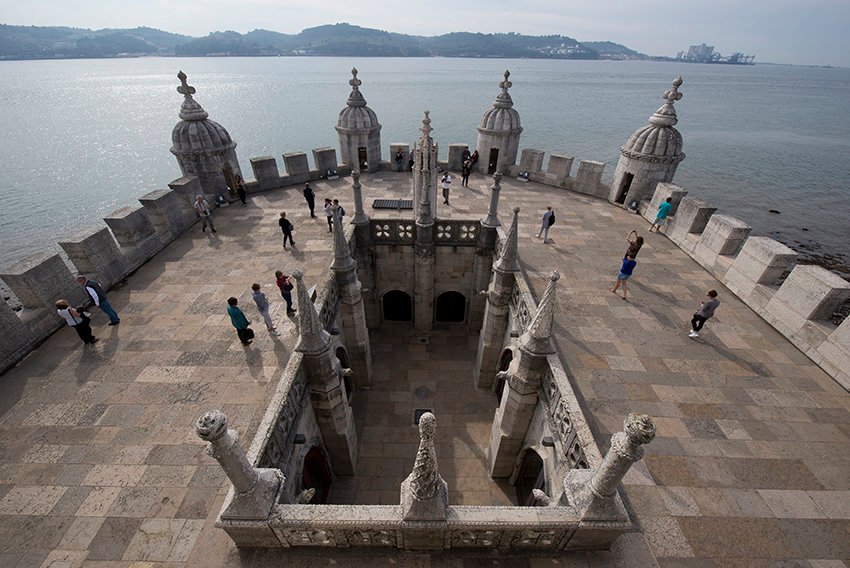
[0,57,848,275]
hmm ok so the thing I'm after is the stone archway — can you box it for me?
[494,348,513,402]
[514,448,545,507]
[336,346,353,402]
[301,446,333,504]
[382,290,413,322]
[435,291,466,323]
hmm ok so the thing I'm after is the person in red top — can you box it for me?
[275,270,297,316]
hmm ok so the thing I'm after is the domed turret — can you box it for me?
[475,70,523,175]
[335,68,382,173]
[170,71,242,196]
[609,77,686,206]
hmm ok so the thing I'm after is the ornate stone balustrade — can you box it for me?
[370,219,480,247]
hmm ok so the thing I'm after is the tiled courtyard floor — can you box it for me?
[0,169,848,567]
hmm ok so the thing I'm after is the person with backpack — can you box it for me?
[278,212,295,249]
[537,206,555,242]
[275,270,297,316]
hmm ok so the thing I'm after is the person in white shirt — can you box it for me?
[55,299,98,345]
[193,194,216,233]
[441,173,452,205]
[537,206,554,242]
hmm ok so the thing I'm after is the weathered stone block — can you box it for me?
[167,176,203,210]
[250,156,282,191]
[695,215,752,257]
[574,160,606,198]
[59,227,129,289]
[725,236,797,302]
[447,144,468,172]
[547,155,574,184]
[0,253,86,309]
[139,189,194,241]
[312,147,338,178]
[767,265,850,322]
[667,197,716,245]
[283,152,311,184]
[103,205,157,247]
[519,149,545,173]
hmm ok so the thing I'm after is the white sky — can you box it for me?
[2,0,848,66]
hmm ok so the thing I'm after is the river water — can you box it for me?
[0,57,848,277]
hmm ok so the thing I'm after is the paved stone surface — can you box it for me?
[0,170,848,567]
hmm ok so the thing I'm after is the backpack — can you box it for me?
[287,219,294,232]
[548,212,556,226]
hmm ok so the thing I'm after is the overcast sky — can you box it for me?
[3,0,848,66]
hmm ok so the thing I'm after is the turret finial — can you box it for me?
[349,68,361,90]
[177,71,195,99]
[420,111,433,139]
[175,70,208,121]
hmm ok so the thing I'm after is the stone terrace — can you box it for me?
[0,171,848,567]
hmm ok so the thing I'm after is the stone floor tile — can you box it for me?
[807,491,850,519]
[0,485,67,515]
[658,486,701,517]
[84,517,144,561]
[640,515,694,558]
[122,518,185,561]
[757,489,826,519]
[58,516,107,550]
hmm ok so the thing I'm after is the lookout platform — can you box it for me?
[0,171,848,567]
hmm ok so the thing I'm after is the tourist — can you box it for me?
[408,152,415,171]
[469,149,479,167]
[395,149,404,172]
[610,255,637,300]
[441,172,452,205]
[689,290,720,338]
[333,199,346,223]
[537,206,555,242]
[462,146,471,164]
[303,183,316,218]
[461,160,471,188]
[324,198,334,232]
[279,212,295,249]
[251,283,281,336]
[275,270,297,315]
[649,197,673,232]
[625,230,644,258]
[235,174,247,206]
[226,297,253,345]
[55,299,98,345]
[77,275,120,326]
[193,194,216,233]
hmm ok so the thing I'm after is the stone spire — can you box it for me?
[293,269,330,354]
[401,412,448,520]
[332,206,355,271]
[345,67,367,107]
[494,207,521,273]
[493,69,515,109]
[648,76,684,128]
[176,70,209,121]
[519,270,559,354]
[415,111,435,225]
[350,170,369,224]
[482,171,502,227]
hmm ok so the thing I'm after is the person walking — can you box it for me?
[235,174,247,206]
[303,183,316,218]
[251,283,281,336]
[77,275,120,325]
[625,230,645,258]
[537,206,555,242]
[56,299,98,345]
[689,290,720,338]
[408,152,415,171]
[441,172,452,205]
[227,297,253,345]
[324,198,334,233]
[461,161,471,187]
[275,271,297,316]
[278,212,295,249]
[610,255,637,300]
[649,197,673,232]
[194,194,216,233]
[333,199,345,223]
[462,146,471,164]
[395,149,404,172]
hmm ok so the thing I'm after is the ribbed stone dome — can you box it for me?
[621,76,685,160]
[336,68,381,132]
[170,71,236,156]
[477,70,522,133]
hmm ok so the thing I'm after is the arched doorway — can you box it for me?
[615,172,633,204]
[336,347,353,402]
[301,446,333,504]
[494,349,513,402]
[383,290,412,322]
[514,449,545,506]
[435,291,466,323]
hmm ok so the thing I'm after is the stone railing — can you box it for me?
[370,219,416,245]
[369,219,481,247]
[642,182,850,391]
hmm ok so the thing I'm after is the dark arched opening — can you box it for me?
[515,449,545,506]
[494,349,513,402]
[383,290,412,322]
[301,446,333,504]
[615,172,633,204]
[435,291,466,323]
[336,347,353,402]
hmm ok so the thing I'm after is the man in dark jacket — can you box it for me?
[77,275,120,325]
[303,183,316,218]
